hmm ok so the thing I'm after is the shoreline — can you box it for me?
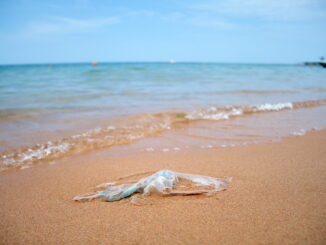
[2,101,326,172]
[1,130,326,244]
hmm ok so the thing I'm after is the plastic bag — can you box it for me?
[73,170,231,204]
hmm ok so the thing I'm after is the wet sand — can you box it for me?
[0,130,325,244]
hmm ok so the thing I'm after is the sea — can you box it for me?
[0,62,326,171]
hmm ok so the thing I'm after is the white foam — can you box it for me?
[106,126,116,130]
[3,141,72,167]
[253,102,293,112]
[187,107,243,121]
[127,134,144,140]
[91,127,102,134]
[146,147,154,152]
[158,123,171,130]
[3,158,15,165]
[209,106,217,112]
[71,134,81,139]
[186,102,294,121]
[292,129,306,136]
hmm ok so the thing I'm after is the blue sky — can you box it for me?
[0,0,325,64]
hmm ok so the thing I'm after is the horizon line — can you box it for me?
[0,60,305,66]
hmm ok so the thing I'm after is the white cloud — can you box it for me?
[185,15,237,29]
[26,16,120,35]
[191,0,326,21]
[122,9,156,17]
[159,11,236,30]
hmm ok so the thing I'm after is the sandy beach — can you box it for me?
[0,130,325,245]
[2,0,326,244]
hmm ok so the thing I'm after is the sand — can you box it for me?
[0,130,326,244]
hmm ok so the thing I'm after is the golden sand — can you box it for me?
[0,130,326,244]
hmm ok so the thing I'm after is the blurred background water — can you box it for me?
[1,63,326,117]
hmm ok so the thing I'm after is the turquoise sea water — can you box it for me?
[1,62,326,170]
[1,63,326,113]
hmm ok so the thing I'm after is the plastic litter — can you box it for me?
[73,170,231,204]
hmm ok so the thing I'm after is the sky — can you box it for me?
[0,0,325,64]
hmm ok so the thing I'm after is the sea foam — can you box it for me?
[0,100,324,171]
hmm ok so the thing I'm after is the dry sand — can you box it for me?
[0,130,326,244]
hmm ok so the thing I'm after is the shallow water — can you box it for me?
[1,62,326,170]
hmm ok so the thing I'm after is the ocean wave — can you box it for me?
[1,99,325,171]
[205,89,298,95]
[185,100,324,121]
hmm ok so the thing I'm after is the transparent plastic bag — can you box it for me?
[73,170,231,204]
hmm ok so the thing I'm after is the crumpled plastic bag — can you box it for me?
[73,170,231,204]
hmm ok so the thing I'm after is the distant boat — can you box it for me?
[319,62,326,68]
[304,62,326,68]
[304,56,326,68]
[169,59,176,64]
[91,61,97,66]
